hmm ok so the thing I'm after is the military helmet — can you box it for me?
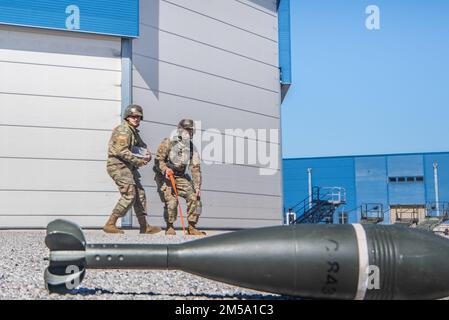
[124,104,144,120]
[178,119,195,131]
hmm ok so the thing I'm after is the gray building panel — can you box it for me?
[138,121,280,157]
[133,24,280,92]
[163,0,279,41]
[133,87,280,136]
[139,163,281,196]
[133,97,280,142]
[133,55,280,118]
[133,0,283,228]
[140,0,279,66]
[138,187,282,229]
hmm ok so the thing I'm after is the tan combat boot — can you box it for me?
[103,213,124,234]
[165,223,176,236]
[137,216,162,234]
[187,224,206,236]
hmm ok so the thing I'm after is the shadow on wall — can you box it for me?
[241,0,278,13]
[133,0,160,100]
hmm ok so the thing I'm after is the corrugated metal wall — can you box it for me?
[0,0,139,37]
[132,0,283,229]
[387,155,425,206]
[354,157,389,222]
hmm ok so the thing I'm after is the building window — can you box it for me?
[388,176,424,183]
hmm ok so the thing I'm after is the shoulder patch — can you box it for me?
[117,134,128,146]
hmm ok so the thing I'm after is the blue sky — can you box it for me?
[281,0,449,159]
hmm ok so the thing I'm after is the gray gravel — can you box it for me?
[0,229,285,300]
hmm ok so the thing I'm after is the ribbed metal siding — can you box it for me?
[387,155,425,205]
[0,0,138,37]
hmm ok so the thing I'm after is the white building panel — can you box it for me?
[0,126,109,160]
[0,61,121,101]
[1,191,117,216]
[0,158,111,191]
[0,26,121,228]
[0,94,120,130]
[0,26,121,70]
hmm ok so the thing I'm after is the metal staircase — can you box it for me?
[287,187,346,225]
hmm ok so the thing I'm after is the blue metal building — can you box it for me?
[283,152,449,225]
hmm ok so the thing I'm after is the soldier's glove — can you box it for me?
[143,149,152,162]
[139,158,149,167]
[195,189,201,199]
[165,168,174,179]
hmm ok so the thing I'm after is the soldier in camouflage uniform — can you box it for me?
[103,104,162,235]
[154,119,205,236]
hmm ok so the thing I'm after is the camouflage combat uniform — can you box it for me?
[107,120,149,218]
[154,130,202,230]
[104,112,161,235]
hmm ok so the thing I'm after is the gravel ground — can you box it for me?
[0,229,287,300]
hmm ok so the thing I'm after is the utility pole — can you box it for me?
[308,168,313,210]
[434,162,440,216]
